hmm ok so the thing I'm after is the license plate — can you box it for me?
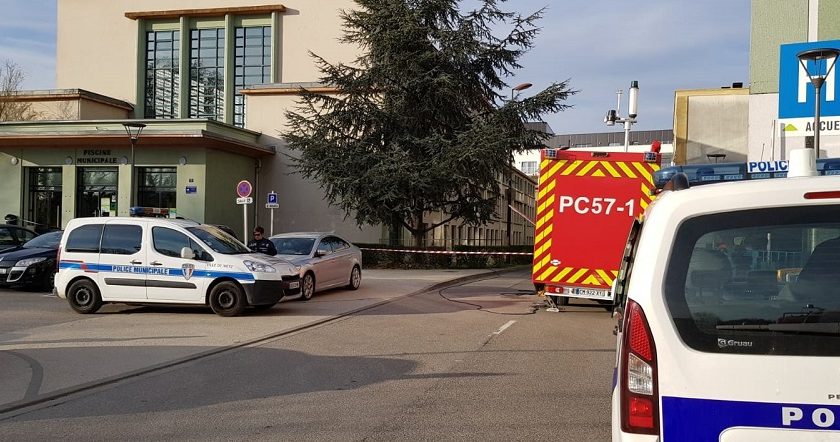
[564,286,610,299]
[288,281,300,289]
[0,269,6,274]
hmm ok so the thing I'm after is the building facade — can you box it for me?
[0,0,535,247]
[748,0,840,161]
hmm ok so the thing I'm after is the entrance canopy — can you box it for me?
[0,119,275,158]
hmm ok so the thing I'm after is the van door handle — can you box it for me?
[130,260,143,265]
[150,261,163,266]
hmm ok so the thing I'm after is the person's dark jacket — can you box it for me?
[248,238,277,256]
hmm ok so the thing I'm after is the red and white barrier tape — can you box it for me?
[359,248,533,256]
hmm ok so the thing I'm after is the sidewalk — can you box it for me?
[0,268,526,416]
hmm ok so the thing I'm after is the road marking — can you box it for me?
[493,320,516,335]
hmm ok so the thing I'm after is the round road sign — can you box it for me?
[236,180,253,198]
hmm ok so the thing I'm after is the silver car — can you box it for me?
[269,232,362,300]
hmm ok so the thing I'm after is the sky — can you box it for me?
[2,1,751,135]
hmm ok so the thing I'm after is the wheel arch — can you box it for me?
[66,275,98,293]
[205,277,244,305]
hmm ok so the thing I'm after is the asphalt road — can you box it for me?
[0,269,616,441]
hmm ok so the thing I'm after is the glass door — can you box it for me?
[76,168,118,218]
[27,167,63,230]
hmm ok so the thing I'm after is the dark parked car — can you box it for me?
[0,224,39,253]
[0,230,62,291]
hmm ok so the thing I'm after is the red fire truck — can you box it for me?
[532,149,661,309]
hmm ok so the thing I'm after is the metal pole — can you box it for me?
[815,82,823,159]
[130,139,136,208]
[270,208,274,237]
[243,204,248,244]
[624,120,631,152]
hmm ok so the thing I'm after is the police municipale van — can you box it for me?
[611,150,840,441]
[55,217,301,316]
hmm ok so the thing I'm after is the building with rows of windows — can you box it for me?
[0,1,535,247]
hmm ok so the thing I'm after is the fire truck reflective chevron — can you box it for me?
[533,150,660,304]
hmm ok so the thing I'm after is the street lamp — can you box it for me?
[797,48,840,159]
[123,122,146,208]
[506,82,532,247]
[511,82,533,101]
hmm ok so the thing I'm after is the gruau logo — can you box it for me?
[182,263,195,281]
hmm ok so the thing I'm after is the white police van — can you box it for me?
[612,150,840,440]
[55,217,301,316]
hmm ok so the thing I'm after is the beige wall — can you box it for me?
[78,100,131,120]
[674,89,749,165]
[30,100,79,120]
[19,97,130,121]
[246,93,380,242]
[57,0,358,106]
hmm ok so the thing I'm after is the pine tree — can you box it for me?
[284,0,575,246]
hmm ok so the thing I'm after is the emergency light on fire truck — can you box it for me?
[654,158,840,189]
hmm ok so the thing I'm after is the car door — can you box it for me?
[328,236,355,283]
[313,237,340,287]
[97,222,147,301]
[146,226,208,302]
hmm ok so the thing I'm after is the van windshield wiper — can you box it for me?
[716,322,840,335]
[717,307,840,335]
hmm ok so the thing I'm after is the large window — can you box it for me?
[189,28,225,120]
[141,17,273,126]
[234,26,272,127]
[665,205,840,356]
[137,167,177,209]
[145,30,181,119]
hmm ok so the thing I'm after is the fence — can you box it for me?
[358,244,533,269]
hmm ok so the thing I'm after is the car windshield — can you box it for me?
[271,237,316,255]
[186,225,250,255]
[664,205,840,356]
[23,231,62,249]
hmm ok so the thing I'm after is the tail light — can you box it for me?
[620,299,659,435]
[56,246,61,272]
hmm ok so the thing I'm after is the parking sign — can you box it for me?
[267,192,277,204]
[779,40,840,119]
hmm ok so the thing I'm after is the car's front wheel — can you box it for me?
[300,273,315,301]
[209,281,246,317]
[67,279,103,314]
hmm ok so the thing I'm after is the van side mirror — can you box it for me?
[180,247,195,260]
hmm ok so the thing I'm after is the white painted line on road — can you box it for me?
[493,320,516,335]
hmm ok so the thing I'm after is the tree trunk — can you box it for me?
[412,210,424,248]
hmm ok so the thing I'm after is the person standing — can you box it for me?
[248,226,277,256]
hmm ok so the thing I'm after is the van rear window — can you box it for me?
[65,224,104,253]
[664,205,840,356]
